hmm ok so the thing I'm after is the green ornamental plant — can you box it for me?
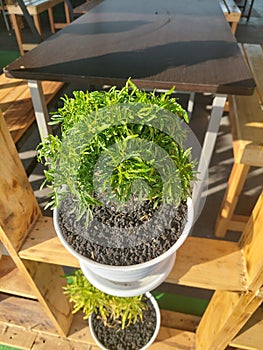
[37,79,197,224]
[63,269,147,329]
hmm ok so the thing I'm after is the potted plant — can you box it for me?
[37,79,197,296]
[63,269,161,350]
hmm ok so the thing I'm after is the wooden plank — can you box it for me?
[243,44,263,104]
[230,305,263,350]
[0,324,36,349]
[196,290,262,350]
[19,216,79,268]
[1,76,63,143]
[0,113,41,252]
[0,293,57,333]
[229,94,263,167]
[67,310,95,345]
[7,0,65,15]
[0,294,197,350]
[19,216,246,291]
[167,237,247,291]
[151,327,196,349]
[22,260,74,337]
[73,0,103,14]
[239,191,263,291]
[160,309,200,332]
[228,214,249,232]
[0,74,26,107]
[32,333,91,350]
[0,255,36,298]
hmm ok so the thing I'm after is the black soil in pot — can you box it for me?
[90,295,157,350]
[58,195,188,266]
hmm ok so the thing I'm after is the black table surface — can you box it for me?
[4,0,255,95]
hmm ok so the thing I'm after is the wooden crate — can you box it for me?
[0,114,262,349]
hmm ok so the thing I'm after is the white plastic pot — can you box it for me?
[54,198,194,296]
[88,292,161,350]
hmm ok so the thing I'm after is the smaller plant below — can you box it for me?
[63,269,147,329]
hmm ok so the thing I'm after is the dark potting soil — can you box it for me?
[58,195,188,266]
[91,295,157,350]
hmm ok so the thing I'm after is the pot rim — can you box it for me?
[54,197,194,271]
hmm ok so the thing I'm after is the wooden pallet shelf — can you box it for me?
[0,113,262,349]
[230,305,263,350]
[0,292,197,350]
[0,256,36,299]
[19,217,247,291]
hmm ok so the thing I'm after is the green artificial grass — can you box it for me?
[0,50,20,72]
[0,346,22,350]
[152,291,209,317]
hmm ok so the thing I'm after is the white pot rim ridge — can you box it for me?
[53,197,194,271]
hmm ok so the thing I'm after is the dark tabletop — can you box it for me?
[4,0,255,95]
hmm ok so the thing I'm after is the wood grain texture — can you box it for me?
[0,294,198,350]
[167,237,247,291]
[239,191,263,291]
[0,255,35,298]
[19,216,79,268]
[0,74,63,143]
[196,290,262,350]
[0,113,41,252]
[22,260,74,337]
[20,216,247,291]
[230,305,263,350]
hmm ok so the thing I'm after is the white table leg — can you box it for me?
[187,92,195,120]
[28,80,52,139]
[192,94,227,217]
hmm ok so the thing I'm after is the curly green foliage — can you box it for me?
[63,270,147,329]
[37,79,196,215]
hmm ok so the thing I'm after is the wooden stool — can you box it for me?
[7,0,71,55]
[215,44,263,238]
[219,0,241,34]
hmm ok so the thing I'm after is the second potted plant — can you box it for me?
[64,269,161,350]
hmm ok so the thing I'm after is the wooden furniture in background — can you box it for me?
[73,0,102,16]
[0,73,63,144]
[6,0,71,55]
[215,44,263,238]
[0,110,262,349]
[220,0,241,34]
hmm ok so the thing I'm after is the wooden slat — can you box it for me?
[0,255,36,298]
[167,237,247,291]
[0,113,41,252]
[151,327,196,349]
[239,191,263,291]
[243,43,263,104]
[230,305,263,350]
[0,324,37,350]
[19,216,79,268]
[19,216,247,291]
[22,260,74,337]
[73,0,103,14]
[160,309,200,332]
[0,293,197,350]
[229,95,263,167]
[229,44,263,167]
[0,293,57,333]
[228,214,249,232]
[196,289,262,350]
[0,74,63,143]
[7,0,65,15]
